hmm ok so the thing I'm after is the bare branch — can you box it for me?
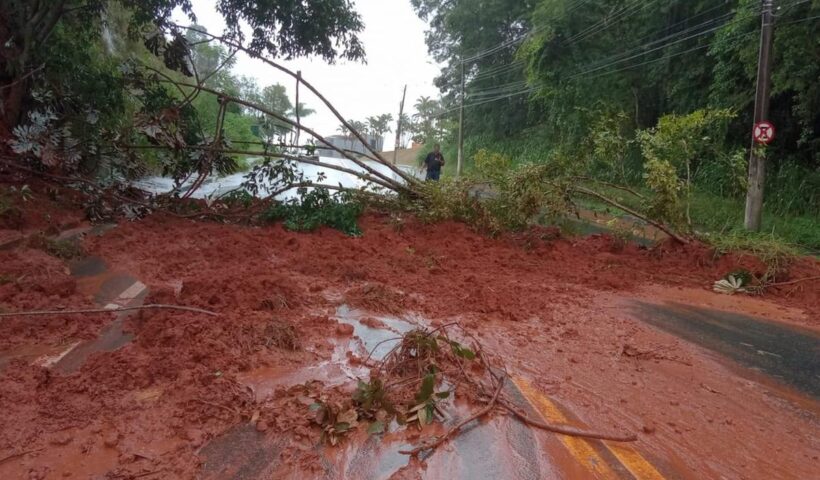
[170,23,420,188]
[158,79,411,194]
[121,145,399,192]
[573,176,645,199]
[0,304,219,318]
[571,185,689,244]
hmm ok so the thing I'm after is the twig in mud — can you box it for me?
[362,336,403,365]
[132,470,165,479]
[497,399,637,442]
[754,275,820,290]
[189,398,240,416]
[399,376,505,456]
[0,304,219,318]
[0,448,43,465]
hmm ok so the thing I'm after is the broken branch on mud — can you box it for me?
[0,304,219,318]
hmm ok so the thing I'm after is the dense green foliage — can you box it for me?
[262,188,364,236]
[412,0,819,245]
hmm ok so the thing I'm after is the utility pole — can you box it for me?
[744,0,775,231]
[294,70,302,147]
[457,58,465,177]
[394,84,407,165]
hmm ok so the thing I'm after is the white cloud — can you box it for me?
[181,0,441,142]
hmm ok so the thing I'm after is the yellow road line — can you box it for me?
[512,376,619,478]
[605,443,665,480]
[512,376,666,480]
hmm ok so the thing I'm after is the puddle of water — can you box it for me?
[334,304,420,361]
[69,256,108,277]
[238,305,420,402]
[0,343,69,371]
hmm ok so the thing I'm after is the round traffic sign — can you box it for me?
[753,121,775,145]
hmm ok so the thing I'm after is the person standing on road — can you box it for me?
[422,144,445,181]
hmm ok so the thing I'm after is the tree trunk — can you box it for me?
[1,75,27,129]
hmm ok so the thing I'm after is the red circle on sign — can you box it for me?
[753,121,775,144]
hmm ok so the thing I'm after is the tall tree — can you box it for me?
[367,113,394,140]
[258,83,294,143]
[411,0,537,137]
[412,96,441,144]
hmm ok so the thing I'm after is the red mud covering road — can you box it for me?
[0,211,818,479]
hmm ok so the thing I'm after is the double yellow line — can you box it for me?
[512,376,666,480]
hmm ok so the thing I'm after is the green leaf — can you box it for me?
[308,402,322,411]
[458,347,476,360]
[334,422,351,433]
[417,406,429,426]
[435,391,450,399]
[416,373,435,402]
[367,421,385,434]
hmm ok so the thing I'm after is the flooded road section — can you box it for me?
[631,301,820,399]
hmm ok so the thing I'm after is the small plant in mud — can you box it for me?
[707,231,798,289]
[262,320,299,350]
[262,188,364,236]
[352,378,393,434]
[29,234,85,260]
[406,371,450,428]
[309,400,360,446]
[606,219,633,252]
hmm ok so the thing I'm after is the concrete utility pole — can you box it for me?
[457,58,465,177]
[394,84,407,165]
[295,70,301,147]
[744,0,775,231]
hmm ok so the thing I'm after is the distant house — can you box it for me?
[318,134,384,158]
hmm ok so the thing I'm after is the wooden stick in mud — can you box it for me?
[498,399,637,442]
[0,304,219,318]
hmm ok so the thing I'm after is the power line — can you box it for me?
[434,12,773,119]
[562,0,653,46]
[437,2,818,124]
[566,9,759,80]
[461,0,594,63]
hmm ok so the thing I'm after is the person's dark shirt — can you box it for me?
[424,152,444,172]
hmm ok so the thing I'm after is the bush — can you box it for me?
[409,149,574,235]
[637,108,736,229]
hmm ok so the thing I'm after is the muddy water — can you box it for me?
[238,305,420,403]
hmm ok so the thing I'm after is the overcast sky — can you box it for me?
[180,0,441,145]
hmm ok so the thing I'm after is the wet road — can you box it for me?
[631,301,820,399]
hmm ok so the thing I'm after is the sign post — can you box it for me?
[744,0,775,232]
